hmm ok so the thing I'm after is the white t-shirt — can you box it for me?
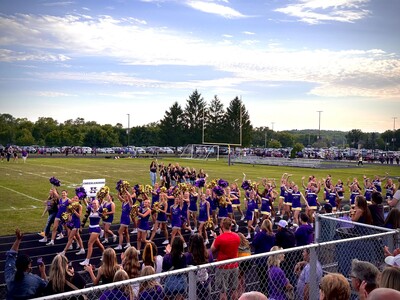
[141,255,163,273]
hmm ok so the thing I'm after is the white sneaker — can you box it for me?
[79,259,90,266]
[100,230,104,239]
[46,240,54,246]
[240,215,245,221]
[156,228,161,235]
[162,239,169,245]
[151,225,154,230]
[194,227,198,232]
[124,243,131,249]
[167,224,172,228]
[246,234,251,239]
[102,239,109,244]
[113,235,117,243]
[204,240,209,245]
[68,244,73,250]
[39,237,48,243]
[114,245,122,250]
[183,242,187,248]
[56,233,64,240]
[76,248,86,255]
[235,224,239,232]
[130,228,137,234]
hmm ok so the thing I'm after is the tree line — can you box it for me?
[0,90,399,150]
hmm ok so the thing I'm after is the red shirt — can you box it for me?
[213,231,240,269]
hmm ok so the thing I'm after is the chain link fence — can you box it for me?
[28,224,398,300]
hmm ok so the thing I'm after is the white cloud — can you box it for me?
[275,0,370,24]
[242,31,255,35]
[0,13,399,101]
[36,91,76,97]
[185,1,247,18]
[0,49,70,62]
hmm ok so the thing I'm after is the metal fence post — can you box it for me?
[315,213,320,243]
[309,247,318,300]
[188,269,197,300]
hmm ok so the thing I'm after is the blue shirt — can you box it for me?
[5,250,47,299]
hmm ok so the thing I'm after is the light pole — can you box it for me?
[127,114,130,146]
[264,126,269,148]
[271,122,275,131]
[317,111,323,140]
[392,117,397,151]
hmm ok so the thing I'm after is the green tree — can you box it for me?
[0,114,17,145]
[16,128,35,145]
[183,90,207,144]
[346,129,365,148]
[204,95,225,143]
[276,131,295,148]
[159,102,185,147]
[224,97,253,146]
[33,117,58,143]
[269,139,282,148]
[291,142,304,158]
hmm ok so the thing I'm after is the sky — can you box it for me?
[0,0,399,133]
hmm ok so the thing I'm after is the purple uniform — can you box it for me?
[89,208,103,233]
[171,205,182,229]
[120,202,131,226]
[156,203,167,223]
[188,194,198,212]
[55,198,70,219]
[198,201,208,222]
[138,208,151,231]
[245,199,256,221]
[291,191,302,211]
[101,202,114,224]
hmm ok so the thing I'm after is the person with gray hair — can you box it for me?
[350,259,379,298]
[238,291,268,300]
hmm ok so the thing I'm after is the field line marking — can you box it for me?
[0,185,43,203]
[0,206,39,212]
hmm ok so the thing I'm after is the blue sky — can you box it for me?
[0,0,399,133]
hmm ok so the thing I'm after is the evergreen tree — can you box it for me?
[159,102,184,146]
[204,95,225,143]
[183,90,206,144]
[224,97,252,146]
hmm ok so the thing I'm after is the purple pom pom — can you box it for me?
[194,178,205,188]
[116,179,123,192]
[75,186,87,200]
[49,177,61,187]
[218,179,229,188]
[241,180,251,191]
[213,185,224,197]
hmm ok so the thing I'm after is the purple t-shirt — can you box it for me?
[267,266,288,300]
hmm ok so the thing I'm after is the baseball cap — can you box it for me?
[385,255,400,267]
[277,220,288,228]
[342,205,351,212]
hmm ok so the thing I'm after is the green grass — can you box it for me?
[0,157,397,235]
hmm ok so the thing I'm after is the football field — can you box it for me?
[0,156,397,235]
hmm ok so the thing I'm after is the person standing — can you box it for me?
[211,218,240,300]
[5,229,47,299]
[150,161,158,186]
[21,149,28,163]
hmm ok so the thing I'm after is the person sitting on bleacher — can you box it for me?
[349,259,379,299]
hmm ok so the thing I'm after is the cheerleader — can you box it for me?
[258,184,276,223]
[335,179,345,210]
[282,181,293,220]
[101,194,117,244]
[80,199,105,266]
[137,199,151,253]
[244,189,258,239]
[230,182,244,221]
[372,173,388,193]
[206,188,217,229]
[385,178,396,200]
[216,193,229,228]
[348,178,361,208]
[197,193,210,245]
[325,183,339,212]
[114,190,133,250]
[290,185,307,225]
[166,186,175,227]
[226,186,239,232]
[363,176,377,205]
[150,183,160,226]
[38,188,60,243]
[170,195,185,247]
[60,196,85,256]
[181,190,192,232]
[305,184,319,223]
[149,192,169,245]
[278,173,290,215]
[188,186,198,233]
[46,190,70,246]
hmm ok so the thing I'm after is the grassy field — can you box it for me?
[0,156,398,235]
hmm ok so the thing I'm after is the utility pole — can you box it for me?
[393,117,397,151]
[317,111,323,140]
[127,114,130,146]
